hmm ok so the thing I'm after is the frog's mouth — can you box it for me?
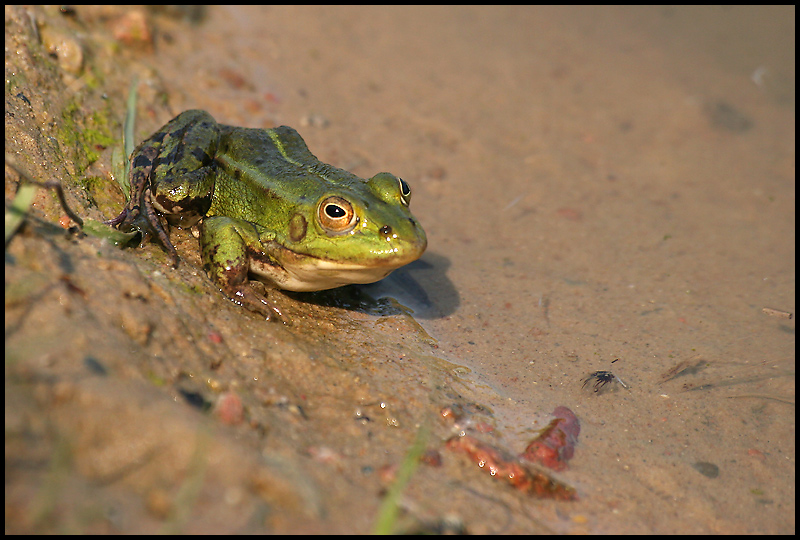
[248,243,423,292]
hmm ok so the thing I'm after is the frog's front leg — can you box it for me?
[200,216,285,322]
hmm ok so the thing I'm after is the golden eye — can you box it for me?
[318,196,357,235]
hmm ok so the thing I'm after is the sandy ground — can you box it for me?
[6,5,794,534]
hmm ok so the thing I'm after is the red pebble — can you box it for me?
[215,392,244,425]
[520,406,580,471]
[420,449,443,467]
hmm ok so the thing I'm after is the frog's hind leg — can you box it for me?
[108,144,180,266]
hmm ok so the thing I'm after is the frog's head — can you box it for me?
[274,172,427,292]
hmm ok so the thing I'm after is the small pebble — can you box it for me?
[692,461,719,479]
[216,391,244,425]
[299,114,329,128]
[706,101,753,132]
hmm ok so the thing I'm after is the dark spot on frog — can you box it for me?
[289,213,307,242]
[149,130,168,145]
[190,146,213,165]
[198,119,216,131]
[131,151,155,171]
[380,225,392,237]
[692,461,720,479]
[200,243,216,268]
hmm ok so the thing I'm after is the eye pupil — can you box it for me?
[398,177,411,197]
[325,204,346,219]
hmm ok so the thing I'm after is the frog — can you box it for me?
[109,110,427,321]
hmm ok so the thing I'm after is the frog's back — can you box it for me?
[218,125,364,188]
[210,125,368,226]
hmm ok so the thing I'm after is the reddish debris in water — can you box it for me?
[445,434,577,501]
[420,448,443,467]
[440,403,493,423]
[215,392,244,425]
[520,406,580,471]
[473,421,495,434]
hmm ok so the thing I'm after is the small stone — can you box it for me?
[216,391,244,425]
[692,461,719,479]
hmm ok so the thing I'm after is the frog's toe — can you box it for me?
[229,286,288,324]
[105,208,129,227]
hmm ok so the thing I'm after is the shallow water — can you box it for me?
[159,5,795,533]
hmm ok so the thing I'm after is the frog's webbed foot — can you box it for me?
[140,190,180,266]
[107,188,180,267]
[106,142,180,266]
[227,284,288,324]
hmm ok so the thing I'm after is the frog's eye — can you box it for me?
[368,173,412,206]
[398,177,411,203]
[318,196,358,235]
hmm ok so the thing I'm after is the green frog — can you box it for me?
[109,110,427,320]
